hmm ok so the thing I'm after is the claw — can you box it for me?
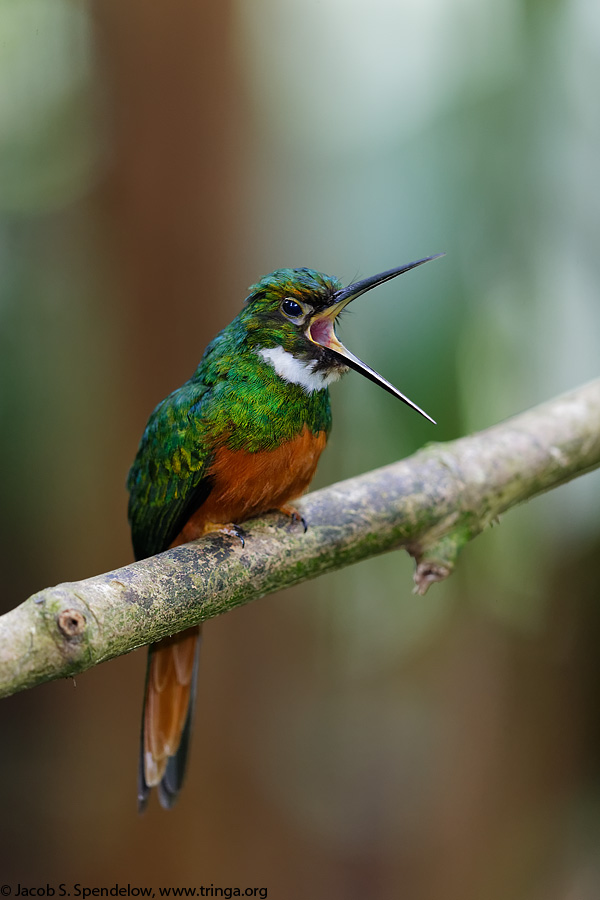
[229,524,246,547]
[277,504,308,532]
[294,512,308,533]
[222,524,245,548]
[202,521,246,548]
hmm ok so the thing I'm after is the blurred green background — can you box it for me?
[1,1,600,898]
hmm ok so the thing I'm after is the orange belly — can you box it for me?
[175,424,328,544]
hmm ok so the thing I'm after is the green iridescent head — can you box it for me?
[238,256,444,423]
[240,268,341,377]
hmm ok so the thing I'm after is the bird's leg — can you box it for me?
[277,504,308,533]
[175,519,246,548]
[202,521,246,548]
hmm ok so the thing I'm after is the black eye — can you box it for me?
[281,298,304,319]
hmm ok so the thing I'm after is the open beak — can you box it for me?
[306,254,443,424]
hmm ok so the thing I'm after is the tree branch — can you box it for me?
[2,378,599,699]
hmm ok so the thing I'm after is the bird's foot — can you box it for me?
[277,504,308,533]
[203,521,246,548]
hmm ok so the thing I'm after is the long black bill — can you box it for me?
[307,253,443,424]
[332,253,445,308]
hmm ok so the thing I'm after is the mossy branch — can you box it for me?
[1,378,599,699]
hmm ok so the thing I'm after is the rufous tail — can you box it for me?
[138,625,202,811]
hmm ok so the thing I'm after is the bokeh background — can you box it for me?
[1,1,600,898]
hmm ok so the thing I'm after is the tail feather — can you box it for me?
[157,676,198,809]
[138,625,202,812]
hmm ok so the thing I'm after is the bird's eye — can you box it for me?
[281,298,304,320]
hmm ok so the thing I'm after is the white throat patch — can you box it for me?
[258,346,341,393]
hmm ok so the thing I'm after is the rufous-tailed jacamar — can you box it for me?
[127,254,441,810]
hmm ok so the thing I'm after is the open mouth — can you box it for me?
[308,316,336,349]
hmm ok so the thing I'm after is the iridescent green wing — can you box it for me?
[127,381,215,561]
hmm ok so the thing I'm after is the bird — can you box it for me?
[127,253,441,810]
